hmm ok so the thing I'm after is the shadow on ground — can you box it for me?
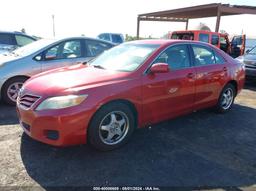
[20,104,256,188]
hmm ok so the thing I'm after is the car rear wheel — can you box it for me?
[88,102,135,151]
[2,77,28,105]
[215,83,236,113]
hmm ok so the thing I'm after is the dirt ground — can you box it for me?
[0,81,255,191]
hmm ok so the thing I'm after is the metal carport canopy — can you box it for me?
[137,3,256,38]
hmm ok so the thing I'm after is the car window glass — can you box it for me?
[44,45,60,60]
[211,35,219,46]
[86,40,111,57]
[44,40,81,60]
[0,33,15,45]
[62,40,81,58]
[154,45,190,70]
[99,34,110,41]
[214,52,225,64]
[199,33,209,43]
[112,34,123,43]
[192,45,216,66]
[15,35,34,46]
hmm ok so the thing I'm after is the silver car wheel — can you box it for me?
[7,82,23,103]
[221,88,234,110]
[99,111,129,145]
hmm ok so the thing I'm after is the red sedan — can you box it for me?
[16,40,245,151]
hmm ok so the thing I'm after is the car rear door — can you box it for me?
[191,44,228,110]
[142,44,196,124]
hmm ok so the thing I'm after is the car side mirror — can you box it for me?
[150,63,169,73]
[45,54,57,60]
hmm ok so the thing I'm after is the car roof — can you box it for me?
[54,36,115,46]
[0,31,37,39]
[127,39,218,48]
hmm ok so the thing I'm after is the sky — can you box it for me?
[0,0,256,39]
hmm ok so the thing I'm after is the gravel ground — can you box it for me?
[0,81,255,190]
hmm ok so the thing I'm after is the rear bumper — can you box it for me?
[16,105,95,146]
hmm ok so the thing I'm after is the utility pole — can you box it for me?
[52,14,55,37]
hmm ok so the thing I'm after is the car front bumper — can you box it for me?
[16,105,96,146]
[245,67,256,77]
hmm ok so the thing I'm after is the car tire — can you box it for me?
[215,83,236,113]
[1,77,28,105]
[88,102,135,151]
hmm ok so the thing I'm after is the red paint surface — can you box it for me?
[17,40,245,146]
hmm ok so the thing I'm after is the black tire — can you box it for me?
[215,83,236,114]
[88,102,135,151]
[1,77,28,105]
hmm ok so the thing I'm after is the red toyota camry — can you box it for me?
[16,40,245,151]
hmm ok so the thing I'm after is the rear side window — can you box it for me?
[0,33,15,45]
[192,45,215,66]
[112,34,123,43]
[15,35,35,46]
[214,52,225,64]
[86,40,112,57]
[199,33,209,43]
[154,44,191,70]
[211,35,219,46]
[171,33,194,40]
[99,34,110,41]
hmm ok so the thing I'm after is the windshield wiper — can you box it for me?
[91,65,105,69]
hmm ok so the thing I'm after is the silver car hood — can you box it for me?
[0,54,21,67]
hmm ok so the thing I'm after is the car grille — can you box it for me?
[18,94,41,109]
[244,60,256,66]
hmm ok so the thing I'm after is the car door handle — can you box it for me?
[187,73,195,79]
[223,67,227,72]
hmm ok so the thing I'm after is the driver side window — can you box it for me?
[44,40,82,61]
[154,45,191,70]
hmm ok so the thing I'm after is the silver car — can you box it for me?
[0,37,114,105]
[236,45,256,79]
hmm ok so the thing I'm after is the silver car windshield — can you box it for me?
[248,46,256,54]
[13,39,56,57]
[89,43,160,72]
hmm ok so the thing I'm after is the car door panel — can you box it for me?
[191,44,228,110]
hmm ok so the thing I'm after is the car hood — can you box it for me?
[23,64,131,96]
[0,53,21,66]
[241,54,256,61]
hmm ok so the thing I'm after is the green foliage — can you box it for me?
[125,34,154,41]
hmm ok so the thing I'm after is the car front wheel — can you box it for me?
[88,102,135,151]
[2,77,28,105]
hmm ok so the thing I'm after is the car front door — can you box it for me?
[230,35,246,58]
[191,44,228,110]
[39,39,86,72]
[142,44,196,124]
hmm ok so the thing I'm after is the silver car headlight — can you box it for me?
[36,94,88,111]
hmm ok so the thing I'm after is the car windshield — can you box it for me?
[248,46,256,54]
[89,43,160,72]
[12,39,56,57]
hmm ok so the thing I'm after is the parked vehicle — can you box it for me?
[244,38,256,53]
[169,30,245,58]
[0,37,114,105]
[16,40,245,151]
[97,33,124,44]
[236,45,256,78]
[0,31,36,54]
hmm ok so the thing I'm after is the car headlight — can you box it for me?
[36,94,88,111]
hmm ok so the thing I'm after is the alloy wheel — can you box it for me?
[99,111,129,145]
